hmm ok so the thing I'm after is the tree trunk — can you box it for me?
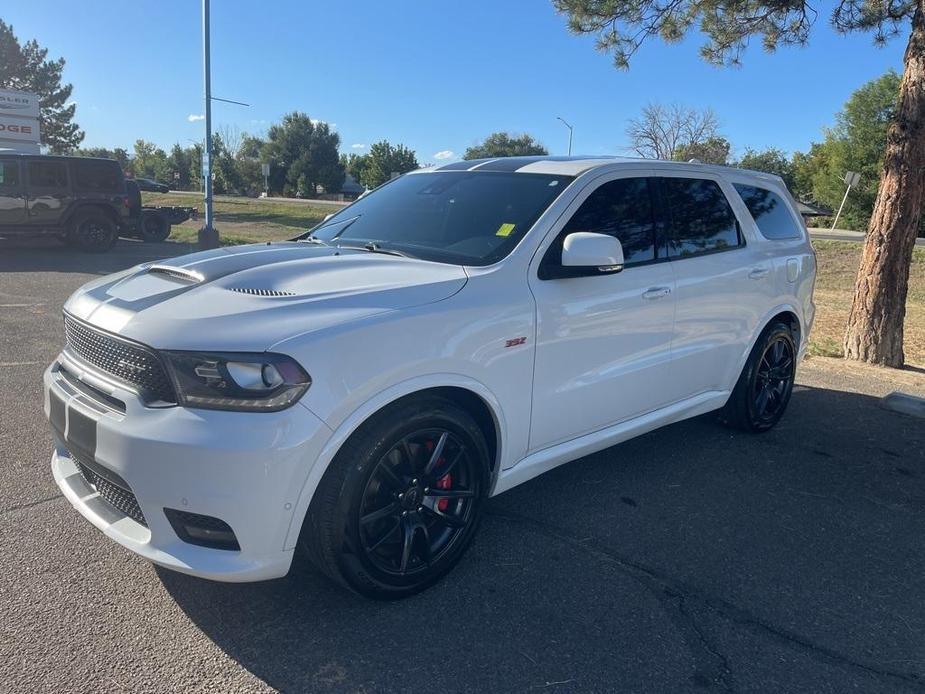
[843,0,925,367]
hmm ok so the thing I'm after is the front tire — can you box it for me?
[722,322,797,432]
[300,395,489,599]
[68,210,118,252]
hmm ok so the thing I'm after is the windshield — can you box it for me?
[307,171,572,265]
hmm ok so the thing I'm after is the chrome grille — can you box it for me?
[63,314,176,403]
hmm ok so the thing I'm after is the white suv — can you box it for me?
[44,156,815,598]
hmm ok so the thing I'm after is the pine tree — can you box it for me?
[0,20,83,152]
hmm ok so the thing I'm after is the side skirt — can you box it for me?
[491,390,729,496]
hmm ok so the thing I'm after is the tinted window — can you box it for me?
[0,160,19,187]
[734,184,801,240]
[28,161,68,188]
[73,159,124,192]
[311,171,571,266]
[663,178,741,257]
[558,177,657,265]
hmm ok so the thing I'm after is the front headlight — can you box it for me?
[162,351,311,412]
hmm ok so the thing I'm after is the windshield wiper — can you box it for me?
[295,214,361,243]
[336,241,414,258]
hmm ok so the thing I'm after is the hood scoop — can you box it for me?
[147,264,204,284]
[227,286,296,297]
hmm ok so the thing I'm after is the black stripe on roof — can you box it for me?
[433,159,490,171]
[434,156,606,173]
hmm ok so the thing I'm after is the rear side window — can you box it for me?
[73,159,124,192]
[28,160,68,188]
[556,177,657,265]
[663,177,741,258]
[0,160,19,187]
[734,184,802,240]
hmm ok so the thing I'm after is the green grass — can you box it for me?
[141,192,335,244]
[810,240,925,364]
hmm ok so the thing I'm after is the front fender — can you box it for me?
[283,373,507,550]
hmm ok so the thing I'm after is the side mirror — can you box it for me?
[561,232,624,273]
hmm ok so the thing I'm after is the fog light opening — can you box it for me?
[164,508,240,551]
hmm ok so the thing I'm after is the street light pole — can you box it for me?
[557,116,573,156]
[198,0,219,249]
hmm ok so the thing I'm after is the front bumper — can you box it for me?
[44,354,331,582]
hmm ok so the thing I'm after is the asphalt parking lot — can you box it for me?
[1,240,924,693]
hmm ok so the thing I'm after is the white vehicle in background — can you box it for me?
[44,156,815,599]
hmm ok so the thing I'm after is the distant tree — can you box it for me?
[188,142,203,190]
[626,103,720,160]
[342,152,371,189]
[803,71,902,231]
[357,141,419,188]
[166,144,193,190]
[791,144,829,202]
[210,133,240,194]
[674,136,731,165]
[234,134,266,194]
[131,139,169,181]
[737,147,796,190]
[262,112,344,196]
[464,132,548,159]
[553,0,925,368]
[0,20,83,152]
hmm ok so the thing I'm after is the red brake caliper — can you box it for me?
[436,471,452,512]
[426,439,453,512]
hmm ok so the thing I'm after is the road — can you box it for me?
[808,227,925,246]
[1,240,924,693]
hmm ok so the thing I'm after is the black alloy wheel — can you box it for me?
[752,336,795,426]
[723,321,797,432]
[301,395,489,599]
[69,211,117,252]
[358,429,478,576]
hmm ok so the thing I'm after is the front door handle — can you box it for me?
[748,267,770,280]
[642,286,672,300]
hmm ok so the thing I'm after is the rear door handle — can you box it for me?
[748,267,770,280]
[642,286,672,300]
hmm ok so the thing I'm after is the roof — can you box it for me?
[427,155,633,176]
[424,155,787,183]
[0,151,117,163]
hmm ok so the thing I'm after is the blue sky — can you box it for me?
[4,1,908,163]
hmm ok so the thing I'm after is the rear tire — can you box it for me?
[68,210,117,253]
[722,321,797,432]
[139,211,170,242]
[300,395,489,599]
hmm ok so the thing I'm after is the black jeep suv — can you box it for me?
[0,154,130,252]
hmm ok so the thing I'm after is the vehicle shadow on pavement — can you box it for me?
[0,238,194,275]
[158,385,925,693]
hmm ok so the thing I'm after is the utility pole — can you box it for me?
[557,116,573,156]
[198,0,219,249]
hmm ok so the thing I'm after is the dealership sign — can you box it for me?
[0,89,40,119]
[0,89,41,152]
[0,117,39,142]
